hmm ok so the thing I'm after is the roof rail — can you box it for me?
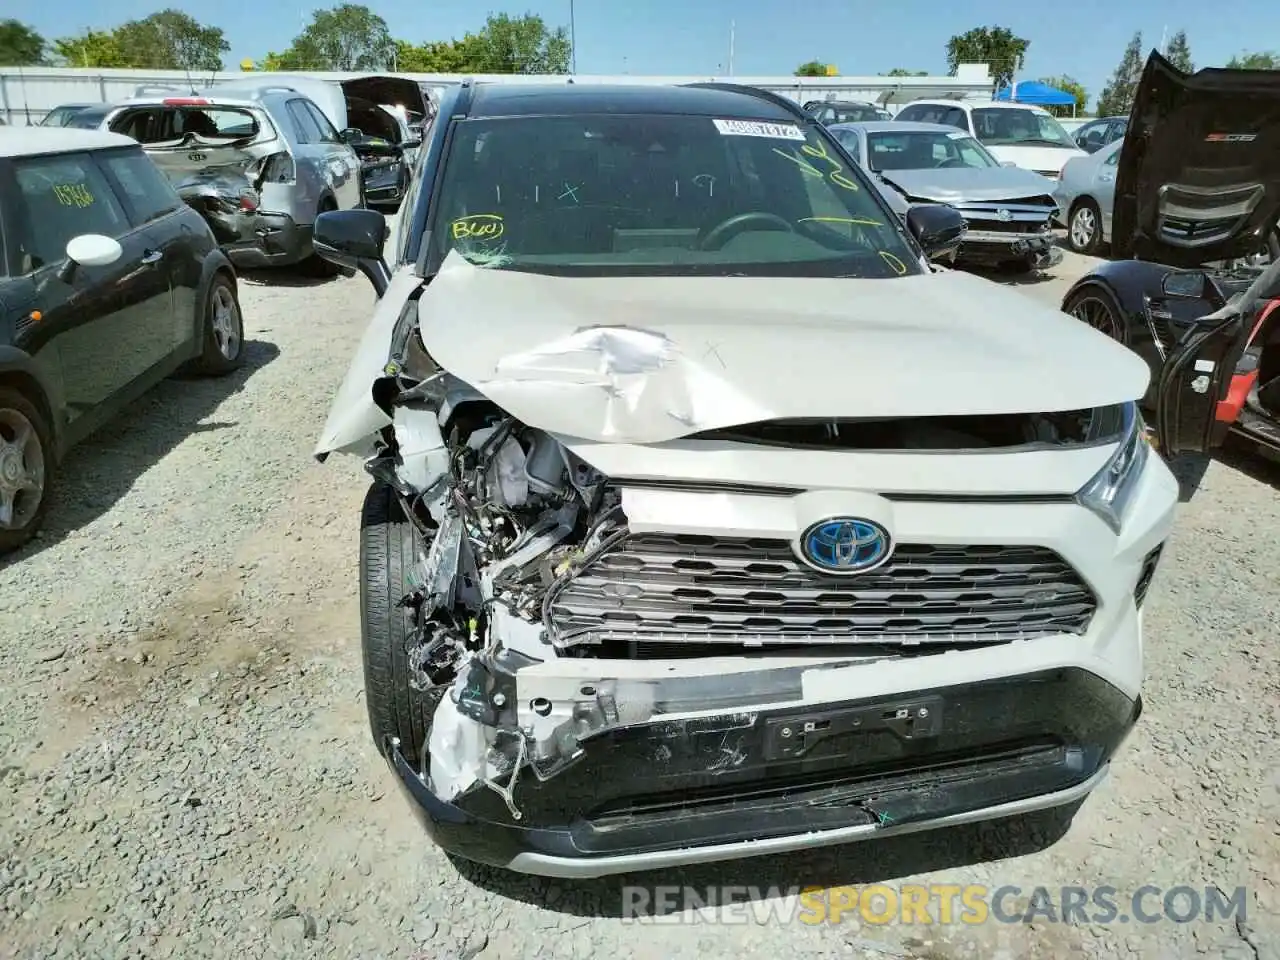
[680,82,809,122]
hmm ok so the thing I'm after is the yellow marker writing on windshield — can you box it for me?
[800,140,860,191]
[879,250,908,275]
[799,216,883,227]
[53,183,95,208]
[451,213,505,241]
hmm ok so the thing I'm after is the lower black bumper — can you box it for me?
[391,667,1140,877]
[226,212,312,268]
[956,233,1063,269]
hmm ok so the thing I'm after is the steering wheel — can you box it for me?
[935,158,969,169]
[698,212,795,250]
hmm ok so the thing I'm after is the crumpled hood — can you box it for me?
[1112,49,1280,267]
[315,251,1150,453]
[878,166,1057,203]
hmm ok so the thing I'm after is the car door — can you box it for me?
[300,99,362,210]
[1093,142,1120,235]
[1155,283,1274,456]
[8,150,174,422]
[97,146,201,353]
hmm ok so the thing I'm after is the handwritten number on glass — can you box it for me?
[772,140,859,192]
[52,183,95,208]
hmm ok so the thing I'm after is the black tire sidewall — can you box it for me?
[195,275,244,376]
[0,386,54,554]
[360,482,433,761]
[1065,285,1127,346]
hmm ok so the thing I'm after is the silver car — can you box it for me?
[76,85,363,271]
[1054,139,1121,255]
[830,120,1062,271]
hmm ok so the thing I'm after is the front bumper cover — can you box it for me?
[956,230,1064,268]
[390,666,1140,877]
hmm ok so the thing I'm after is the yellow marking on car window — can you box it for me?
[52,183,95,208]
[771,148,825,179]
[879,250,908,275]
[799,216,883,227]
[450,213,504,241]
[800,140,861,191]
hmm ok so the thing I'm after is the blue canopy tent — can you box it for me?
[994,80,1077,112]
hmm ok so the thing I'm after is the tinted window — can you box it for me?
[12,153,129,273]
[286,100,320,143]
[971,108,1077,148]
[429,113,919,279]
[896,105,926,122]
[101,148,182,223]
[65,109,111,130]
[110,105,260,143]
[866,130,997,171]
[302,100,343,143]
[942,108,969,131]
[831,129,862,163]
[829,105,881,124]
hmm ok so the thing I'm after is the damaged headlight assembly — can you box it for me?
[1075,401,1150,533]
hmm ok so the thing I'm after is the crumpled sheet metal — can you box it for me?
[419,252,776,444]
[415,250,1152,445]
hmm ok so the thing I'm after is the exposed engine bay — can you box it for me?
[353,290,1128,815]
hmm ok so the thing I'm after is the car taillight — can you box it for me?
[249,151,295,185]
[238,191,259,212]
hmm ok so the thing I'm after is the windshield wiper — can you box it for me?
[1018,138,1073,147]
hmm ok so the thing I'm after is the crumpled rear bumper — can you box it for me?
[388,667,1140,878]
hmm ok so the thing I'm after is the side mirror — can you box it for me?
[314,209,390,296]
[905,204,966,263]
[58,233,123,283]
[340,127,363,143]
[1161,271,1212,300]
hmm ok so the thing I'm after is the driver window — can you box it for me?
[12,152,128,274]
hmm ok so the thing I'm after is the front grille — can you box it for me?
[949,197,1056,234]
[546,534,1097,649]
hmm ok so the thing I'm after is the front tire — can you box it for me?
[360,482,433,763]
[0,387,54,555]
[1063,284,1127,344]
[193,274,244,376]
[1068,199,1103,255]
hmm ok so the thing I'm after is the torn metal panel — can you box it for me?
[405,249,1150,445]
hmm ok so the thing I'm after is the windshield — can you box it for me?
[830,105,885,123]
[64,109,111,130]
[427,113,920,278]
[971,108,1077,148]
[866,130,998,171]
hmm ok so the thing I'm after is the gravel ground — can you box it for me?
[1,240,1277,960]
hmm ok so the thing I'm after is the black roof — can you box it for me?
[465,83,799,121]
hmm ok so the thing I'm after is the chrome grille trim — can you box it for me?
[546,534,1098,649]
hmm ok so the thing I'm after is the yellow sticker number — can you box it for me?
[52,182,95,208]
[879,250,908,275]
[451,213,505,241]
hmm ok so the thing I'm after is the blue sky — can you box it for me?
[24,0,1279,109]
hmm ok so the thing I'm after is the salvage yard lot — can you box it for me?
[0,242,1277,960]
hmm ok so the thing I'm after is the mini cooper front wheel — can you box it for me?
[0,387,53,555]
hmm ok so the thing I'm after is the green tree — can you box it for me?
[1095,32,1144,117]
[882,68,927,76]
[1163,29,1194,72]
[1037,75,1088,117]
[794,60,828,77]
[945,26,1029,89]
[113,10,229,71]
[279,4,393,70]
[467,12,569,73]
[0,19,47,65]
[53,30,129,67]
[1225,50,1279,69]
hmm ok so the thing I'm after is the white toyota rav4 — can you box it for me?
[310,80,1257,878]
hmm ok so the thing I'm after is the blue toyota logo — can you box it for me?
[799,518,892,574]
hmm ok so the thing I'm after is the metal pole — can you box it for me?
[569,0,577,74]
[729,21,735,76]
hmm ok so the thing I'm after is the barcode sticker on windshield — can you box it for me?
[713,119,806,140]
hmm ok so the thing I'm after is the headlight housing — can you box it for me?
[1075,402,1150,533]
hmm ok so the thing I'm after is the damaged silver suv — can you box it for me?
[310,81,1242,878]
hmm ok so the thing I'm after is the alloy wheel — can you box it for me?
[0,406,45,532]
[1070,207,1097,251]
[210,285,241,361]
[1069,296,1123,342]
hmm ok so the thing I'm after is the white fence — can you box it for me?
[0,65,995,124]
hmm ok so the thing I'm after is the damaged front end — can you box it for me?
[314,258,1145,877]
